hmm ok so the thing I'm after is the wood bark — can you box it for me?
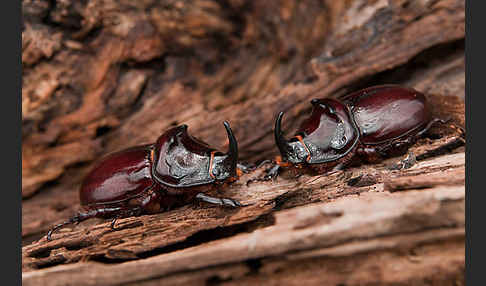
[22,0,465,285]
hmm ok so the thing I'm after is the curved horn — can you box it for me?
[274,112,291,155]
[223,121,238,170]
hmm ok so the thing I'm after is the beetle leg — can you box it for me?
[387,151,417,170]
[237,162,256,173]
[260,158,284,180]
[195,193,243,207]
[356,146,383,164]
[264,164,281,180]
[109,207,144,230]
[110,217,118,230]
[46,209,101,241]
[245,163,282,185]
[416,117,451,138]
[255,159,275,168]
[256,159,281,179]
[331,163,347,172]
[400,151,417,169]
[46,206,137,241]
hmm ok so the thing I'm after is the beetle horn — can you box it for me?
[223,121,238,171]
[274,112,291,155]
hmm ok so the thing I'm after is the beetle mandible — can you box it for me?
[47,121,243,241]
[270,85,443,177]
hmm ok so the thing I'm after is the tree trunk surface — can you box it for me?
[22,0,465,285]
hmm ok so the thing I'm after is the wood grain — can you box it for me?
[22,0,466,284]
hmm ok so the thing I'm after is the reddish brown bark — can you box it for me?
[22,0,465,285]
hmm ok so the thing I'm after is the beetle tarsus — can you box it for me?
[245,162,281,185]
[47,222,70,241]
[46,208,120,241]
[264,164,281,180]
[401,151,417,169]
[46,213,84,241]
[110,217,118,230]
[237,162,256,173]
[388,151,417,170]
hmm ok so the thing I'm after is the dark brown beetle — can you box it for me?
[47,122,243,241]
[271,85,443,177]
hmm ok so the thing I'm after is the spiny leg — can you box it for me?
[416,117,451,137]
[264,164,281,180]
[246,159,284,185]
[110,188,162,230]
[237,162,256,173]
[47,209,101,241]
[401,151,417,169]
[255,159,274,169]
[195,193,243,207]
[387,151,417,170]
[46,206,125,241]
[110,217,118,230]
[110,207,143,230]
[386,117,455,170]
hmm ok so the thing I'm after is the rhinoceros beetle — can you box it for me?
[47,121,243,241]
[271,85,443,177]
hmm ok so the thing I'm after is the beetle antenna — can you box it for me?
[274,112,291,155]
[223,121,238,172]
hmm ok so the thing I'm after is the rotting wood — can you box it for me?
[22,150,465,272]
[23,184,464,286]
[21,85,465,241]
[22,0,466,285]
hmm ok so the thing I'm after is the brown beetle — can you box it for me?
[269,85,443,177]
[47,122,243,240]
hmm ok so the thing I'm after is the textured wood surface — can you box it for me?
[23,165,465,285]
[22,0,465,285]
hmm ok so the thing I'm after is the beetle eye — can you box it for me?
[212,168,221,177]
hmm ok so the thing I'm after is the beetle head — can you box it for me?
[152,122,238,187]
[274,98,359,165]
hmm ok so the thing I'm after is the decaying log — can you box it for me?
[22,0,465,285]
[23,158,465,285]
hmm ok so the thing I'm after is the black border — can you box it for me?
[4,0,21,285]
[15,1,471,285]
[465,0,472,285]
